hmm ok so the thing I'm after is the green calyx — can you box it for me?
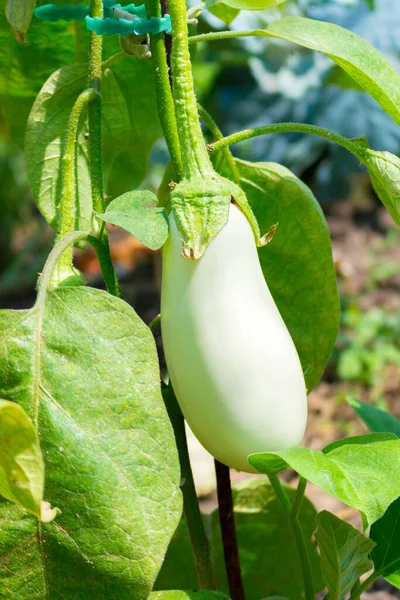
[171,174,276,259]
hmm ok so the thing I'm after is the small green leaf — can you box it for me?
[223,0,284,10]
[207,2,240,25]
[266,17,400,127]
[0,399,43,518]
[149,593,231,599]
[370,496,400,588]
[316,510,375,600]
[249,433,400,524]
[0,278,182,596]
[356,149,400,227]
[97,190,169,250]
[233,160,339,392]
[347,397,400,437]
[5,0,35,43]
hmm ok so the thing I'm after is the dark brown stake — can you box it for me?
[214,460,246,600]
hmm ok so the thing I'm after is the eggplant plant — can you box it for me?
[1,0,400,598]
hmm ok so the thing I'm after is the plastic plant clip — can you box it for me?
[34,0,147,23]
[34,3,89,22]
[85,13,171,36]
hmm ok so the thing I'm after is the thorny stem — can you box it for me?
[162,384,215,590]
[146,0,183,179]
[269,475,314,600]
[215,461,246,600]
[197,104,240,184]
[208,122,361,157]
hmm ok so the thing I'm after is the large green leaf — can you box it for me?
[97,190,169,250]
[223,0,284,10]
[207,2,240,25]
[234,159,339,392]
[347,397,400,437]
[370,497,400,589]
[25,62,130,233]
[315,511,375,600]
[0,284,182,597]
[150,593,231,599]
[0,399,43,518]
[106,57,163,197]
[156,478,324,600]
[266,17,400,127]
[249,434,400,524]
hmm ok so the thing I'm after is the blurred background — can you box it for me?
[1,1,400,592]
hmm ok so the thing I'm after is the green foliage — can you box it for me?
[249,433,400,524]
[156,478,324,600]
[347,397,400,437]
[316,510,375,600]
[0,273,182,597]
[0,399,44,518]
[370,497,400,588]
[233,159,339,392]
[207,2,240,25]
[222,0,284,10]
[267,17,400,126]
[337,306,400,391]
[97,190,169,250]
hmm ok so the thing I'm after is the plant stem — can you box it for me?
[162,384,215,590]
[349,572,379,600]
[197,104,240,184]
[269,475,314,600]
[189,29,273,44]
[86,0,122,299]
[56,88,98,274]
[208,122,360,157]
[215,460,246,600]
[146,0,183,179]
[291,477,307,521]
[102,51,126,70]
[168,0,215,179]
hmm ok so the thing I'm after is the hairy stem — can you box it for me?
[208,122,360,157]
[146,0,183,179]
[269,475,314,600]
[56,89,97,273]
[189,29,273,44]
[162,384,215,590]
[168,0,214,178]
[215,461,246,600]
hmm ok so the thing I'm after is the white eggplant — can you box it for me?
[161,203,308,473]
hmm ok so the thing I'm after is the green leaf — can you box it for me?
[223,0,284,10]
[234,159,339,392]
[156,478,324,599]
[0,283,182,597]
[0,399,43,518]
[315,510,375,600]
[25,63,130,233]
[370,496,400,588]
[207,2,240,25]
[5,0,35,43]
[249,433,400,524]
[266,17,400,127]
[106,58,163,197]
[356,148,400,227]
[150,593,231,599]
[347,397,400,437]
[97,190,169,250]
